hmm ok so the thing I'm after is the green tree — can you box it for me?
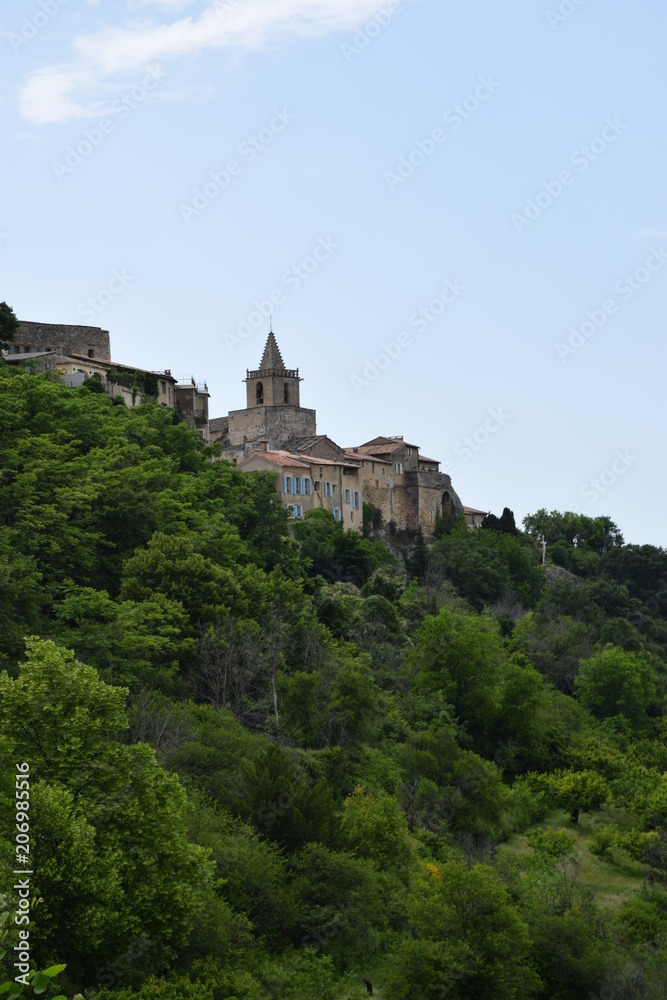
[0,640,213,975]
[385,861,540,999]
[574,645,658,726]
[429,533,510,610]
[341,785,412,871]
[407,608,504,748]
[0,302,19,352]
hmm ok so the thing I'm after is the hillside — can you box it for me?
[1,362,666,1000]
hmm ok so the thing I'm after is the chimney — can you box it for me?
[164,369,171,376]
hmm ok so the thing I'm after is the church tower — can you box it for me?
[244,330,302,408]
[226,329,316,456]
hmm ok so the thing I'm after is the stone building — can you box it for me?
[212,331,464,534]
[463,506,489,528]
[2,321,208,437]
[173,378,211,442]
[345,436,463,534]
[240,445,362,530]
[212,332,316,462]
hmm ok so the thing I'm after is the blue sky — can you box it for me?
[2,0,666,546]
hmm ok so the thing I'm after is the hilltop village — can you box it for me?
[3,321,485,534]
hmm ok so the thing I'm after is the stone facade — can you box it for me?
[240,446,363,531]
[9,322,111,360]
[1,322,207,427]
[174,380,210,442]
[346,437,463,533]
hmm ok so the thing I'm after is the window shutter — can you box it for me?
[283,476,290,494]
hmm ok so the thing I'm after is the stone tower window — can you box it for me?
[284,382,289,403]
[256,382,264,404]
[88,349,95,358]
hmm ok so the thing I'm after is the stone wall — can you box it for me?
[228,405,317,450]
[13,322,111,360]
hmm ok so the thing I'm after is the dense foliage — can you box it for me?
[1,363,666,999]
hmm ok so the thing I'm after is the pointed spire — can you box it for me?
[259,329,286,372]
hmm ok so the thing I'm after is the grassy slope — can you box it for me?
[502,807,650,908]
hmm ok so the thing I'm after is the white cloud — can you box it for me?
[19,67,92,125]
[19,0,407,124]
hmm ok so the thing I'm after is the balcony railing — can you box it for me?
[245,368,300,380]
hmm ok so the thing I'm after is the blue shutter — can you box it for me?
[283,476,290,494]
[300,477,305,495]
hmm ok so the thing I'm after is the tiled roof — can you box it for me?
[67,354,177,379]
[358,436,421,450]
[463,506,489,515]
[259,331,285,371]
[242,449,361,470]
[343,450,391,465]
[418,454,440,464]
[4,350,58,361]
[209,417,228,432]
[244,450,312,470]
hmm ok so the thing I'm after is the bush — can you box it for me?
[527,827,576,858]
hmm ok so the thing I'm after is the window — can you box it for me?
[284,383,289,403]
[324,482,331,497]
[294,477,300,495]
[283,476,291,494]
[395,462,403,474]
[354,491,360,509]
[88,349,95,358]
[300,477,306,495]
[344,488,351,504]
[256,382,264,404]
[160,380,166,392]
[333,508,341,521]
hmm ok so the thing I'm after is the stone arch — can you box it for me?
[256,381,264,404]
[441,491,451,520]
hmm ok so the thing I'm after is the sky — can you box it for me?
[1,0,666,547]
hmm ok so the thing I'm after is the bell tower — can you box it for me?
[245,330,302,408]
[227,328,316,454]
